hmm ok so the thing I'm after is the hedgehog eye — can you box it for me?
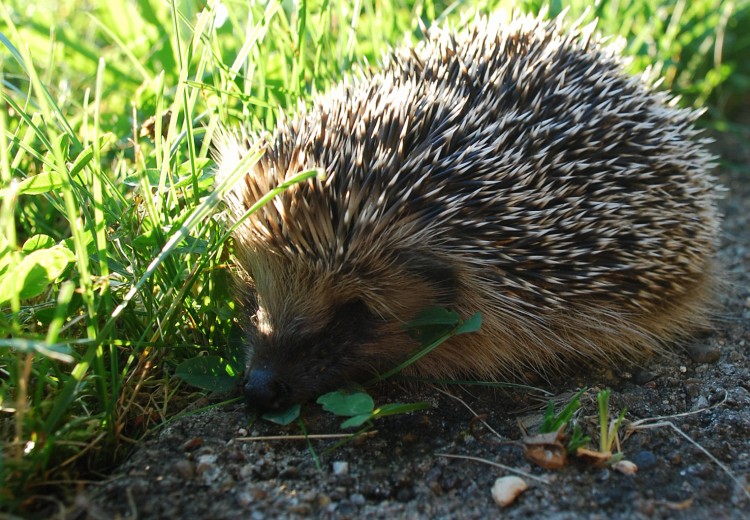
[301,299,378,359]
[332,299,372,328]
[315,299,378,349]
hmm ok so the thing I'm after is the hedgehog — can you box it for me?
[216,12,720,411]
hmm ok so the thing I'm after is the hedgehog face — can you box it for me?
[240,251,457,410]
[243,299,382,410]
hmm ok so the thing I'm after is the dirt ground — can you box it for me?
[84,131,750,520]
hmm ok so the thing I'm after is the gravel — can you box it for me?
[85,132,750,519]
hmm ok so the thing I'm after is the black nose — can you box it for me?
[243,367,290,410]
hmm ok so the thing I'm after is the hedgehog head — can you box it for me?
[216,119,462,410]
[236,240,456,410]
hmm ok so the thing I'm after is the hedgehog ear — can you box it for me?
[395,250,457,305]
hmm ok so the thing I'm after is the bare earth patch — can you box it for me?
[86,134,750,519]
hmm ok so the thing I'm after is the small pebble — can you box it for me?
[633,370,656,385]
[612,460,638,475]
[289,504,313,515]
[196,453,218,465]
[332,461,349,475]
[684,381,701,398]
[686,343,721,364]
[237,491,254,507]
[396,486,415,502]
[491,476,528,507]
[181,437,203,451]
[691,395,709,411]
[631,450,657,470]
[173,459,195,480]
[279,466,299,479]
[196,454,220,484]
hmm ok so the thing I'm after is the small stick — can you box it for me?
[437,453,550,485]
[236,431,378,442]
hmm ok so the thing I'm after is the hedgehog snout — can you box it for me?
[243,366,293,411]
[241,299,381,410]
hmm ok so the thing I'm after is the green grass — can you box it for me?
[1,0,748,513]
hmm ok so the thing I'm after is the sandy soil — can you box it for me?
[84,132,750,520]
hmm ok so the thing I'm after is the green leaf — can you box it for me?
[402,308,481,345]
[403,307,457,344]
[176,157,212,177]
[372,311,483,384]
[225,323,248,374]
[262,404,301,425]
[175,355,241,392]
[0,247,75,303]
[22,234,56,252]
[0,30,29,73]
[131,229,160,248]
[174,235,209,255]
[540,387,587,434]
[123,161,212,189]
[123,168,162,187]
[454,312,482,335]
[68,143,96,179]
[317,390,375,416]
[15,171,65,195]
[0,235,10,274]
[0,338,74,363]
[404,307,460,329]
[62,229,95,253]
[567,425,592,454]
[340,413,373,429]
[338,401,431,429]
[372,401,431,418]
[540,400,558,433]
